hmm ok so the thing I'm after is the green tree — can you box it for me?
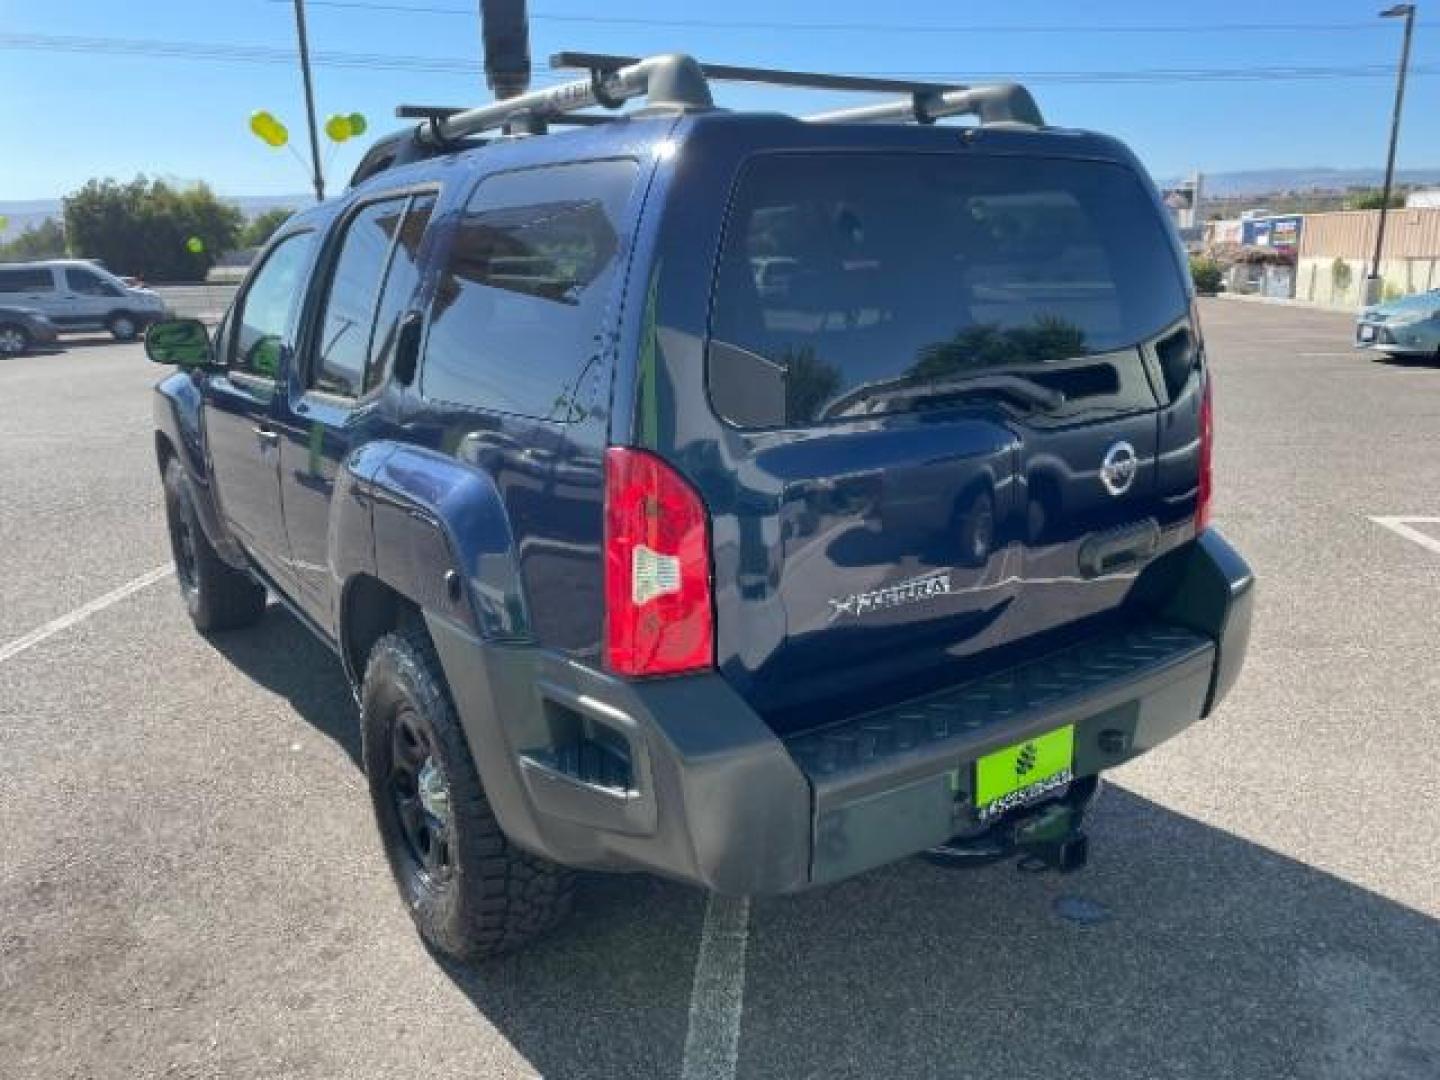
[1345,189,1405,211]
[62,176,243,282]
[0,218,68,260]
[241,207,296,248]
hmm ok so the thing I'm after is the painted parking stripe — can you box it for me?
[0,565,173,666]
[1369,516,1440,557]
[679,894,752,1080]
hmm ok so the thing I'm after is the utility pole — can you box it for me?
[292,0,326,203]
[1367,3,1416,304]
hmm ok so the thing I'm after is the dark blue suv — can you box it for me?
[147,54,1253,961]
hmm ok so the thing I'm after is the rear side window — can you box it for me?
[366,194,436,391]
[710,153,1187,427]
[422,159,637,420]
[314,197,410,397]
[0,267,54,293]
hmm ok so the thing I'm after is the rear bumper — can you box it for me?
[430,529,1254,895]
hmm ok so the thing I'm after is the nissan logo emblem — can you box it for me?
[1100,441,1138,497]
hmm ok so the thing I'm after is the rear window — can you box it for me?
[709,153,1187,427]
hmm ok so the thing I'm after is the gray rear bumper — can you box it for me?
[428,529,1254,894]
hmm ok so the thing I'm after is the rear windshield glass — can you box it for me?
[709,152,1187,427]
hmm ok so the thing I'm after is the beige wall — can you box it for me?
[1299,208,1440,261]
[1297,255,1440,310]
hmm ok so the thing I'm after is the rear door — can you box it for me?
[0,265,60,322]
[276,190,437,629]
[702,151,1194,725]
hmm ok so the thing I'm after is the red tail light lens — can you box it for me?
[603,447,714,677]
[1196,372,1214,533]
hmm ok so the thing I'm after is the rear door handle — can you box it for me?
[253,424,280,446]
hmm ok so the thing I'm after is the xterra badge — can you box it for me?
[827,570,952,622]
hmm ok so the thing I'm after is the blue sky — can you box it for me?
[0,0,1434,200]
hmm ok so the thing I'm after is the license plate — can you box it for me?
[1359,325,1376,342]
[974,725,1075,822]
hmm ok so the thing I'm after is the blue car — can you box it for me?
[144,53,1253,962]
[1356,287,1440,360]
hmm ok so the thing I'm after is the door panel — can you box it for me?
[278,193,436,629]
[204,230,319,588]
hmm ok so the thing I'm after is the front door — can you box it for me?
[58,265,123,331]
[204,230,318,588]
[278,192,437,630]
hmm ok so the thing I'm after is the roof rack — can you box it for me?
[550,51,1044,128]
[401,50,1041,145]
[357,51,1042,186]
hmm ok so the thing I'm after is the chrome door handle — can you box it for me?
[253,425,280,446]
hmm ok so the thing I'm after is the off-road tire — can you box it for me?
[361,624,575,961]
[108,313,140,342]
[162,457,267,632]
[0,323,31,356]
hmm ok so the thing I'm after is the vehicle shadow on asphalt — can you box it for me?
[446,787,1440,1080]
[204,602,361,765]
[201,607,1440,1079]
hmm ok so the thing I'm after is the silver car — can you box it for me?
[0,260,169,342]
[1355,287,1440,360]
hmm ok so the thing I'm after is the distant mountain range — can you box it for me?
[1161,167,1440,197]
[0,194,308,242]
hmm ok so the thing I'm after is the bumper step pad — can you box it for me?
[785,622,1212,783]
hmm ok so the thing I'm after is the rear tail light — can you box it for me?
[603,447,714,677]
[1196,372,1214,532]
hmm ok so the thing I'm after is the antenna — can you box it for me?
[480,0,531,100]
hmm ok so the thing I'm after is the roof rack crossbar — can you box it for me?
[409,52,711,146]
[807,84,1043,127]
[549,51,1043,126]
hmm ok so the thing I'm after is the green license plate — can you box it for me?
[974,725,1075,822]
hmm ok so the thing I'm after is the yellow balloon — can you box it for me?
[324,114,351,143]
[347,113,367,137]
[249,110,288,148]
[185,236,205,255]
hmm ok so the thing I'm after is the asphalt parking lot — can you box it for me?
[2,300,1438,1079]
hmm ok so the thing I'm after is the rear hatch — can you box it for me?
[699,148,1201,730]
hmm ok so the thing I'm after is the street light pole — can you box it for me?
[292,0,326,203]
[1367,3,1416,304]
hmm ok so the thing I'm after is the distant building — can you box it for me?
[1406,188,1440,209]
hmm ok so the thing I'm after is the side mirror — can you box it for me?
[145,319,215,370]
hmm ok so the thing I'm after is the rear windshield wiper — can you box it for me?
[823,373,1065,419]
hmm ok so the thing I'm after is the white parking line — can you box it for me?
[679,894,752,1080]
[1369,516,1440,557]
[0,565,174,666]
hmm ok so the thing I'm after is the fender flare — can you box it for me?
[335,441,532,680]
[152,373,247,566]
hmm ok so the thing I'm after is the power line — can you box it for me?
[266,0,1390,35]
[1,33,1434,86]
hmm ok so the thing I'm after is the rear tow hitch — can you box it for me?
[924,798,1091,874]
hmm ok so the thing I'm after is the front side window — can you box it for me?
[65,266,123,297]
[710,153,1188,427]
[422,159,637,419]
[0,267,55,293]
[231,231,317,377]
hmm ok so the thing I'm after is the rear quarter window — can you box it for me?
[709,152,1187,428]
[421,159,638,421]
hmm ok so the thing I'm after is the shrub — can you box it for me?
[1189,256,1223,295]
